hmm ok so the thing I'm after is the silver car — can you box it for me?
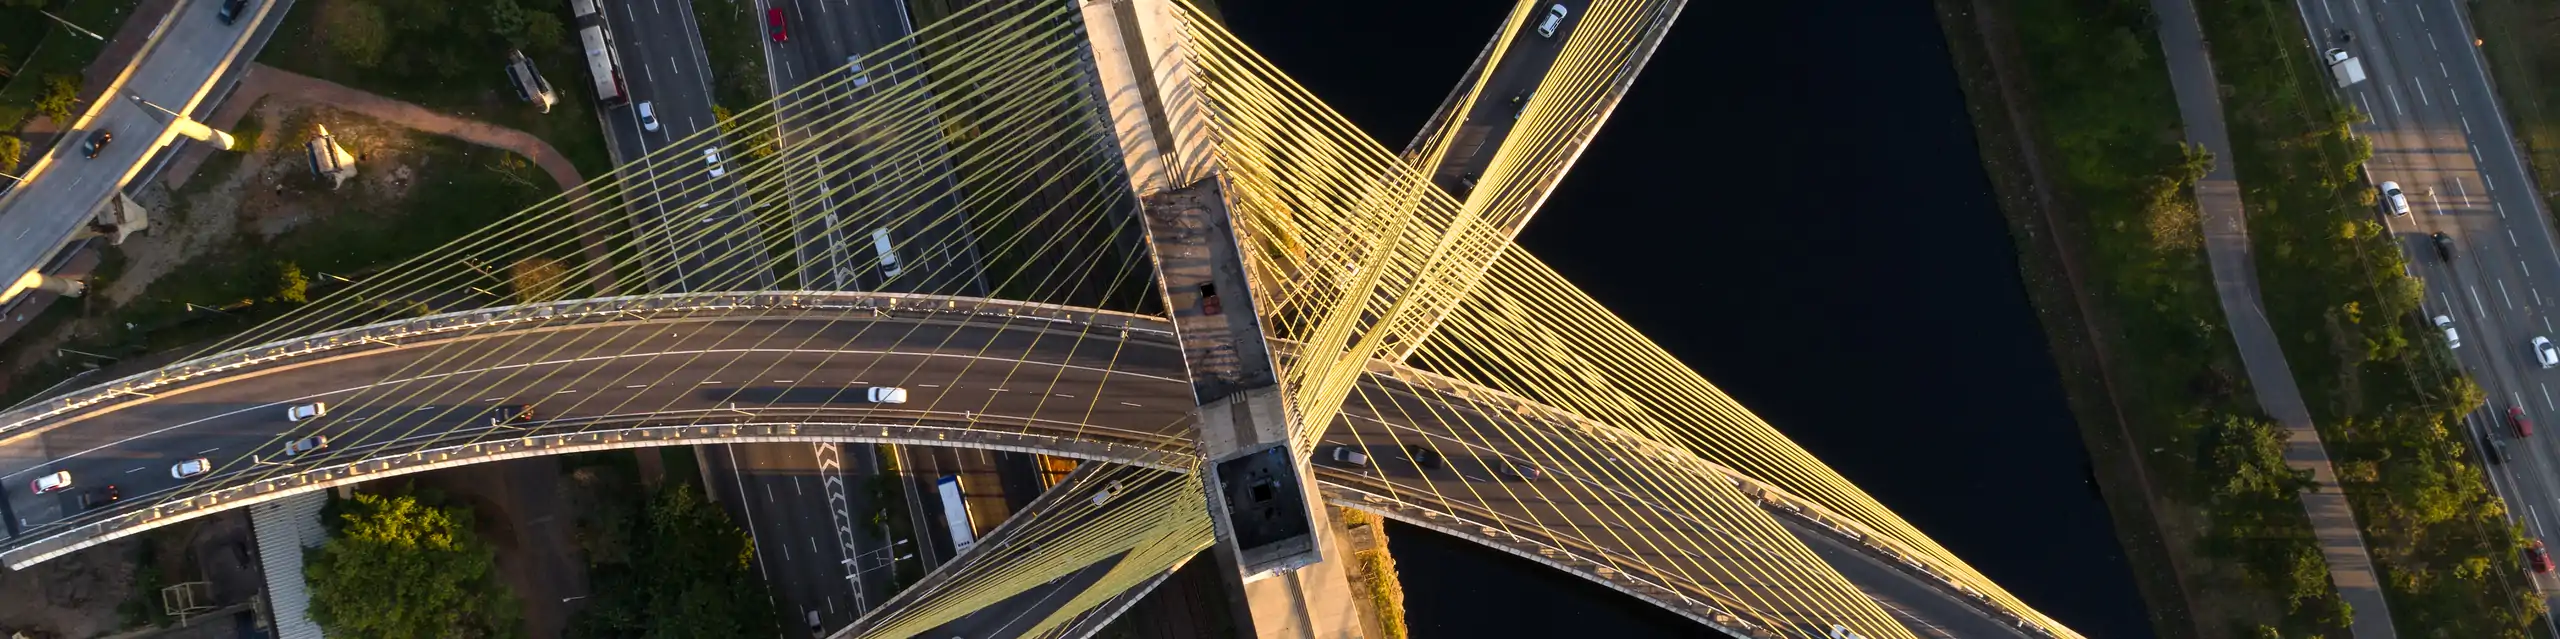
[171,457,214,480]
[2379,181,2410,216]
[284,435,329,457]
[1536,4,1570,38]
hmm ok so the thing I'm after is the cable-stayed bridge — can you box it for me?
[0,0,2078,637]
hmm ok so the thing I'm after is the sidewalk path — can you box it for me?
[2149,0,2400,635]
[164,64,619,293]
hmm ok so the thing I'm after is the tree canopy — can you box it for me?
[570,483,776,638]
[306,493,521,639]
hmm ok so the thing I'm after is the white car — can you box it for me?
[704,147,726,177]
[1536,4,1570,38]
[1090,480,1125,506]
[171,457,213,480]
[2380,181,2410,216]
[29,470,71,495]
[867,386,909,404]
[637,101,661,132]
[847,57,869,87]
[2434,315,2460,349]
[285,402,328,422]
[2536,336,2559,369]
[1328,445,1369,466]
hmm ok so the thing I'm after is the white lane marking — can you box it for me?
[795,476,804,495]
[2428,32,2439,50]
[2500,201,2510,219]
[2526,261,2535,277]
[2475,146,2484,163]
[2360,94,2377,118]
[1055,394,1075,398]
[2388,86,2406,115]
[2547,316,2555,333]
[669,56,682,76]
[919,383,942,388]
[2417,80,2431,106]
[2463,117,2473,135]
[2443,292,2458,313]
[2545,384,2555,411]
[481,397,500,402]
[2485,172,2497,192]
[126,467,144,474]
[2512,229,2521,247]
[701,380,723,385]
[810,537,820,553]
[2500,280,2516,309]
[626,384,647,388]
[2441,62,2450,78]
[2455,178,2470,207]
[764,483,774,502]
[197,448,218,455]
[556,389,578,394]
[988,388,1010,392]
[2415,1,2426,20]
[2537,288,2546,307]
[2472,285,2491,317]
[773,379,794,383]
[781,539,791,561]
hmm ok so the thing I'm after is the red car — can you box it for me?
[766,8,787,42]
[2529,540,2555,573]
[2513,406,2535,438]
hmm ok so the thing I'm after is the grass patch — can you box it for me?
[2473,0,2560,216]
[1939,0,2349,634]
[2193,0,2548,634]
[688,0,769,110]
[1335,509,1406,639]
[256,0,612,177]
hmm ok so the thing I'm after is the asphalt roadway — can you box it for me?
[0,0,280,298]
[597,0,776,292]
[0,311,2054,637]
[1409,0,1586,197]
[2301,0,2560,607]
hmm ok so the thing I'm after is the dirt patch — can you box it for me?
[0,539,137,638]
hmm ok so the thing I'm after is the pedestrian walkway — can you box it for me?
[163,64,617,293]
[2148,0,2399,634]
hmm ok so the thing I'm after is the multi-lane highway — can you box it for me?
[0,0,281,301]
[0,305,2056,636]
[2311,0,2560,593]
[592,0,775,291]
[1405,0,1588,197]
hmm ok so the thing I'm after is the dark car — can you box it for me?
[217,0,251,24]
[2512,406,2535,438]
[1405,444,1442,470]
[2530,540,2555,573]
[491,403,535,426]
[1497,461,1544,481]
[81,129,112,159]
[2433,232,2457,262]
[767,8,788,42]
[2482,430,2510,465]
[79,484,121,510]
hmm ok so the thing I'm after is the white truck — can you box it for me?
[2326,48,2367,88]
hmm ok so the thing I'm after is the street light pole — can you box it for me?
[39,11,106,42]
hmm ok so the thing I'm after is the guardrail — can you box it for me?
[0,292,1174,437]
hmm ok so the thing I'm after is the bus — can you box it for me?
[936,475,976,555]
[576,26,628,106]
[567,0,626,107]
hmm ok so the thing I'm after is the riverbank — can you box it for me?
[1934,0,2344,635]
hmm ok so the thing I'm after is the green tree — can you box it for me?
[272,262,310,304]
[306,493,520,639]
[321,0,392,68]
[0,134,22,173]
[485,0,532,48]
[34,75,79,123]
[524,13,566,52]
[568,484,775,638]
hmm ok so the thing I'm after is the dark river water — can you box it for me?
[1217,0,2155,637]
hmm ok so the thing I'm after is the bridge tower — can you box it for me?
[1080,1,1365,637]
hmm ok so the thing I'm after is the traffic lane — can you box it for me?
[918,551,1130,638]
[4,344,1190,533]
[715,442,865,633]
[0,318,1191,518]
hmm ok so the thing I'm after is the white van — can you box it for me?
[872,228,903,277]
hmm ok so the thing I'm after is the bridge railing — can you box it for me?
[0,292,1171,438]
